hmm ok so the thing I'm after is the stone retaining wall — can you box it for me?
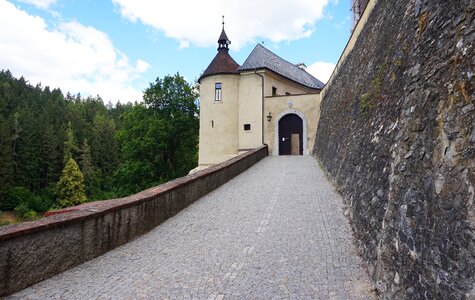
[314,0,474,298]
[0,146,268,296]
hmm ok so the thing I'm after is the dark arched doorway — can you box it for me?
[278,113,303,155]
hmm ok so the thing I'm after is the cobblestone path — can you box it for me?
[10,156,375,299]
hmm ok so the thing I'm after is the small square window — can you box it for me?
[215,82,222,101]
[244,124,251,131]
[272,86,277,96]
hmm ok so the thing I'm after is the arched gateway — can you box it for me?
[279,114,303,155]
[273,109,308,156]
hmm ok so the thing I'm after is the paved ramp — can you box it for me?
[10,156,374,299]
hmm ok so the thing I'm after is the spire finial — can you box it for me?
[217,15,230,50]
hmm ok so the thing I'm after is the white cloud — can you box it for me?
[112,0,329,49]
[0,0,148,103]
[136,59,150,73]
[18,0,56,9]
[179,40,190,49]
[307,61,336,84]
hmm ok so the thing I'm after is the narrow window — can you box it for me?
[215,82,222,101]
[244,124,251,131]
[272,86,277,96]
[211,120,214,128]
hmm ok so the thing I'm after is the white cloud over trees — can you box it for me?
[0,0,334,102]
[0,0,147,102]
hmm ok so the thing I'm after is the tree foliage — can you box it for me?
[115,73,199,195]
[1,186,32,211]
[63,121,76,164]
[79,138,96,196]
[0,70,199,217]
[56,158,86,208]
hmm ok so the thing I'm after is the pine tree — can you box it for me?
[56,158,86,208]
[79,138,96,197]
[91,114,119,190]
[63,121,76,164]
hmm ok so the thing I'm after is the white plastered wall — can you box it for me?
[237,72,263,150]
[264,93,321,156]
[198,75,240,165]
[263,72,316,96]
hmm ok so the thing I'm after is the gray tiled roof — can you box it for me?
[238,44,324,90]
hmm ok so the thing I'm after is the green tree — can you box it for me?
[1,186,31,210]
[63,121,76,164]
[79,138,97,197]
[56,158,86,208]
[38,124,59,188]
[115,74,199,195]
[0,70,200,210]
[91,114,119,180]
[11,112,21,161]
[143,73,199,178]
[114,106,157,194]
[0,114,14,201]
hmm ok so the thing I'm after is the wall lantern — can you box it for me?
[266,112,272,122]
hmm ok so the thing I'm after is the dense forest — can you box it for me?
[0,70,199,224]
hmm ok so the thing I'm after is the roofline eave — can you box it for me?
[238,67,322,91]
[198,72,241,84]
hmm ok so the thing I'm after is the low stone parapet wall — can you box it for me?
[0,146,268,296]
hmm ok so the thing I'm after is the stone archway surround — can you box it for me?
[273,109,308,156]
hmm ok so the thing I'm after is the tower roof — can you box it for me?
[199,51,240,83]
[218,28,230,45]
[239,44,324,90]
[199,18,239,83]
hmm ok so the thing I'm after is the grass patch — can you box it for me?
[359,92,374,112]
[0,210,42,227]
[0,211,20,226]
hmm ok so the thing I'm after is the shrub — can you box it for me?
[2,186,54,213]
[14,202,30,218]
[29,192,55,213]
[23,210,37,220]
[1,187,34,211]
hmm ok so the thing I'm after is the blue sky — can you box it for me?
[0,0,352,104]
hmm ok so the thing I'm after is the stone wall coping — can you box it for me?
[0,146,267,242]
[264,92,320,99]
[321,0,379,98]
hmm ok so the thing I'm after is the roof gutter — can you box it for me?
[241,67,322,91]
[254,69,266,147]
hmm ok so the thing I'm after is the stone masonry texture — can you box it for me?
[8,156,374,299]
[314,0,474,299]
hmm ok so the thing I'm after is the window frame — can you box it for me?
[215,82,222,101]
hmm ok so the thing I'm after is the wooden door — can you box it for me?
[290,134,300,155]
[278,114,303,155]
